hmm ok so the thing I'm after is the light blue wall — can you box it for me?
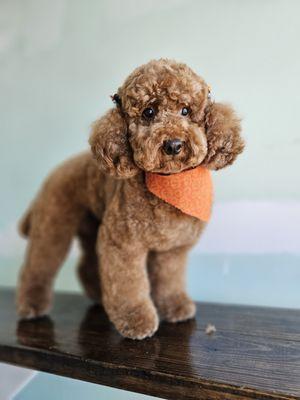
[0,0,299,307]
[1,0,300,228]
[15,372,161,400]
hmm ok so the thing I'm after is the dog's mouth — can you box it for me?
[132,132,207,176]
[142,148,206,175]
[149,163,202,175]
[150,145,206,175]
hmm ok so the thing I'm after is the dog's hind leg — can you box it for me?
[77,212,101,303]
[17,199,85,319]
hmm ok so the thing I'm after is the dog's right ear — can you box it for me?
[89,108,139,178]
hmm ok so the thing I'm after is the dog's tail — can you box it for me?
[19,207,32,237]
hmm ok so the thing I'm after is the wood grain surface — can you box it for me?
[0,288,299,399]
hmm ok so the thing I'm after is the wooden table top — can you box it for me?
[0,288,300,399]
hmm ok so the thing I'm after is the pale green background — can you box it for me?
[1,0,300,226]
[0,0,299,306]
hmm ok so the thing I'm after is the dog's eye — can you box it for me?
[181,107,190,116]
[142,107,155,120]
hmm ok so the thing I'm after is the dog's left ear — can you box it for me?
[89,107,139,178]
[203,102,245,170]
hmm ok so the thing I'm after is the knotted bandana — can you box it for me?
[146,166,213,222]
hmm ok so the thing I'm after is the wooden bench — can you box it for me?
[0,288,299,399]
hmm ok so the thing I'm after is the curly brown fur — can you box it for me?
[17,59,244,339]
[203,102,244,170]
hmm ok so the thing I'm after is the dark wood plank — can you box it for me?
[0,288,300,399]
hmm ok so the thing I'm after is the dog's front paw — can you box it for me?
[17,286,52,320]
[157,292,196,323]
[113,300,159,340]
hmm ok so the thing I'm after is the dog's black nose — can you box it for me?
[163,139,183,155]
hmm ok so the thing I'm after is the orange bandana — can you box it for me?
[145,166,213,222]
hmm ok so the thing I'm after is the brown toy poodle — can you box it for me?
[17,59,244,339]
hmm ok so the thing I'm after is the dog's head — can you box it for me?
[90,59,244,178]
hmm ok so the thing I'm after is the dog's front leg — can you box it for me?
[148,246,196,322]
[99,227,158,339]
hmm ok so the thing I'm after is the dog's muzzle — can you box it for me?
[163,139,183,155]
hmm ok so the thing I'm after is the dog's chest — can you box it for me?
[127,181,206,251]
[145,198,205,251]
[111,177,206,251]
